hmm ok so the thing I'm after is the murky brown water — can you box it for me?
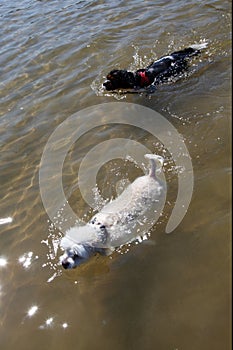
[0,1,231,349]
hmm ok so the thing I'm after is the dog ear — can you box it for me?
[60,236,72,250]
[72,244,89,259]
[106,73,114,80]
[106,70,123,80]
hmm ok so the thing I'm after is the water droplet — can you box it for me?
[27,305,38,317]
[0,257,7,267]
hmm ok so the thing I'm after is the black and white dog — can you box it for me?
[103,43,207,92]
[60,154,166,269]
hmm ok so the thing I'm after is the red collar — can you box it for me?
[138,71,150,87]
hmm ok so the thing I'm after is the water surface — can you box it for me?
[0,1,231,349]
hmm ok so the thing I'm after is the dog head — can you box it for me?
[59,236,91,269]
[103,70,136,90]
[59,224,106,269]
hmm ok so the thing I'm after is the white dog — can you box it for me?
[60,154,166,269]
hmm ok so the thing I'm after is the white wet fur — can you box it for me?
[60,154,166,269]
[189,42,208,50]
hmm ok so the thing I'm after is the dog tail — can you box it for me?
[172,42,208,59]
[144,154,164,178]
[189,42,208,55]
[189,42,208,51]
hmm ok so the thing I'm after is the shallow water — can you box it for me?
[0,1,231,349]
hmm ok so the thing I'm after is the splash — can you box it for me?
[91,40,209,99]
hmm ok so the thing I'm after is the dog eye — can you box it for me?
[90,217,97,224]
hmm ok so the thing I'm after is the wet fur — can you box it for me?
[103,43,208,92]
[60,154,165,269]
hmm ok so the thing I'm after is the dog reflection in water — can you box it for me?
[59,154,166,269]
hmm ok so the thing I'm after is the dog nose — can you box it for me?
[62,261,70,269]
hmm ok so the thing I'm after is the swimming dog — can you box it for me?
[103,43,207,92]
[60,154,166,269]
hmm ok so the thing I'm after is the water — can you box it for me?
[0,0,231,349]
